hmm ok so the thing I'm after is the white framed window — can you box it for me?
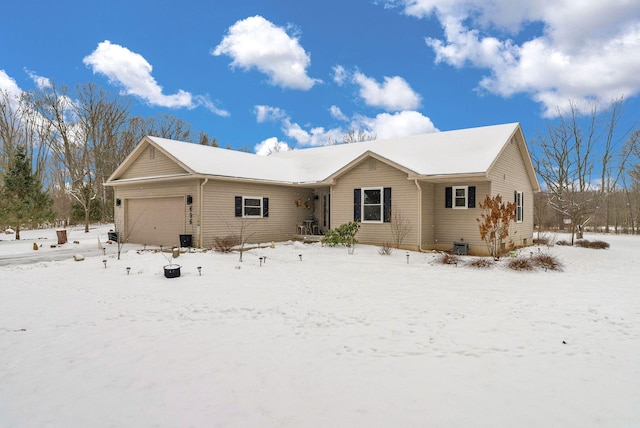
[362,187,383,223]
[453,186,468,209]
[515,191,523,223]
[243,196,263,218]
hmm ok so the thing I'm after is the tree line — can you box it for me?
[0,81,218,236]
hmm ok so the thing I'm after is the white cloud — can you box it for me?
[353,71,422,111]
[392,0,640,116]
[25,69,51,89]
[254,105,287,123]
[254,136,291,155]
[281,110,437,146]
[213,16,320,90]
[354,110,438,139]
[83,40,229,116]
[0,70,22,98]
[329,105,348,121]
[282,119,344,147]
[255,100,436,148]
[332,65,348,86]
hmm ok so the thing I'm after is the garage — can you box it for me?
[126,197,186,247]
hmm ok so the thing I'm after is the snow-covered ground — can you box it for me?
[1,225,639,427]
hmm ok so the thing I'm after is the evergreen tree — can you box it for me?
[0,146,54,239]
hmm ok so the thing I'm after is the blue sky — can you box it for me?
[1,0,639,154]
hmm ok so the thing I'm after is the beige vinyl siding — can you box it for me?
[420,182,435,248]
[432,182,490,254]
[487,137,535,246]
[331,157,420,249]
[200,180,312,247]
[120,145,186,180]
[113,180,200,245]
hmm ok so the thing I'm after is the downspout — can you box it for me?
[414,179,424,252]
[199,178,208,248]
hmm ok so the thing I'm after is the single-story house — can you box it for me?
[106,122,540,255]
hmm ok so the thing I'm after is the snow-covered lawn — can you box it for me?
[1,226,639,427]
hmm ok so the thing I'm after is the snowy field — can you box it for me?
[1,225,639,427]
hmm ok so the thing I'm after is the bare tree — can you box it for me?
[390,209,412,249]
[0,89,24,175]
[74,83,130,224]
[198,131,219,147]
[234,217,257,262]
[326,129,376,145]
[532,98,639,243]
[597,99,639,232]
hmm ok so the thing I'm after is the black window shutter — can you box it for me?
[354,188,361,221]
[468,186,476,208]
[445,187,452,208]
[263,197,269,217]
[235,196,242,217]
[383,187,392,222]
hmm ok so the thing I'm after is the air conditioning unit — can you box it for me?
[453,241,468,255]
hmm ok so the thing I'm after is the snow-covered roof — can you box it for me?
[116,123,526,185]
[148,137,299,183]
[271,122,522,182]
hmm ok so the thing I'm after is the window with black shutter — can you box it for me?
[445,186,475,209]
[235,196,267,218]
[354,187,391,223]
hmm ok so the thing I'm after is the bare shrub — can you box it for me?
[532,253,564,271]
[556,240,572,246]
[533,237,548,245]
[507,257,535,271]
[468,258,495,269]
[378,242,393,255]
[439,252,460,265]
[213,235,240,253]
[390,210,411,249]
[576,239,610,249]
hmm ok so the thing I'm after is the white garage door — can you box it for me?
[126,197,185,247]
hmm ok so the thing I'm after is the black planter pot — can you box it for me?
[164,265,181,278]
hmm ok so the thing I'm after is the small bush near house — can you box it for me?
[532,253,564,271]
[575,239,610,249]
[213,235,240,253]
[378,242,393,255]
[556,240,572,246]
[507,257,536,271]
[439,252,460,265]
[533,237,549,245]
[533,232,559,247]
[468,258,495,269]
[321,221,360,247]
